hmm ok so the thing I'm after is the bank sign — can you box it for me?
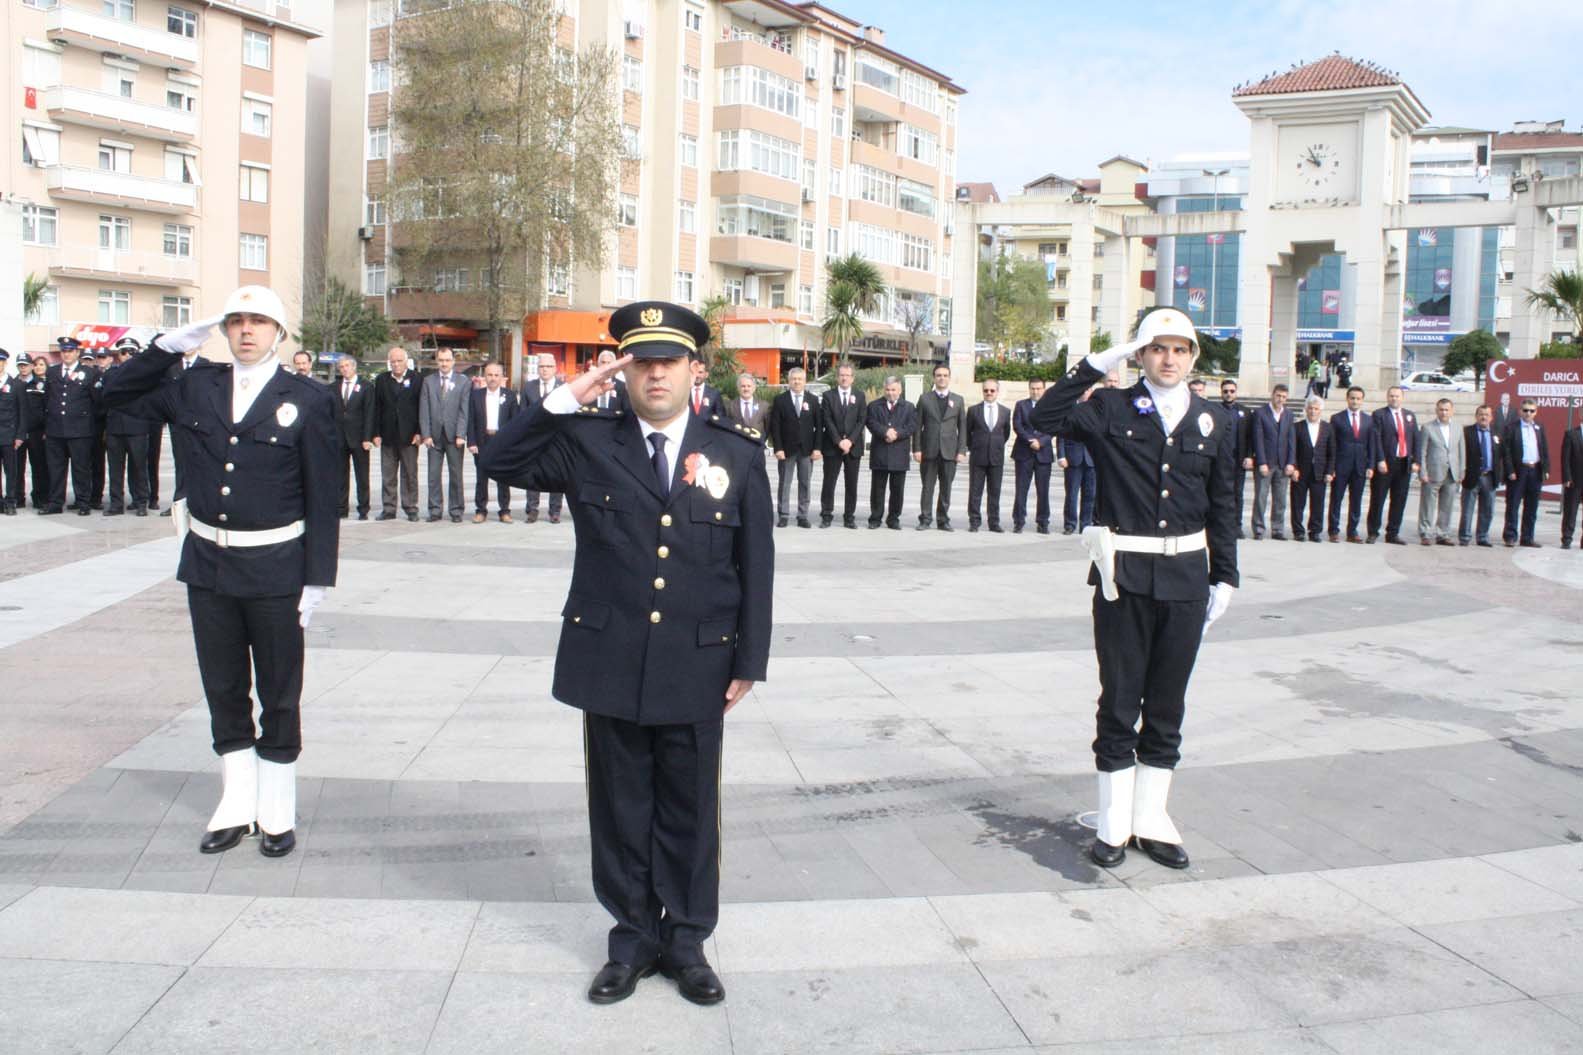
[1485,358,1583,499]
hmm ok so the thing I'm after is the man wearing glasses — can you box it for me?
[1501,399,1548,548]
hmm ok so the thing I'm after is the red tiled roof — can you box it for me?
[1493,132,1583,150]
[955,182,1000,203]
[1233,54,1401,97]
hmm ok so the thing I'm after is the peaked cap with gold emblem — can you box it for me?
[608,300,712,360]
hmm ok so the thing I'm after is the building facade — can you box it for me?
[8,0,318,360]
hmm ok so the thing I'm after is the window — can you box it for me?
[831,106,845,140]
[899,123,937,165]
[368,0,391,25]
[716,129,799,182]
[367,125,389,160]
[856,54,898,95]
[239,233,268,270]
[616,266,637,300]
[103,62,135,98]
[364,262,386,296]
[828,166,842,197]
[718,66,801,119]
[897,177,935,218]
[368,60,390,93]
[164,149,198,184]
[683,6,701,31]
[798,284,813,316]
[242,29,271,69]
[803,37,818,75]
[800,219,814,250]
[162,223,192,257]
[365,197,386,225]
[99,214,132,251]
[617,193,638,226]
[939,298,952,331]
[547,262,570,297]
[722,278,742,305]
[715,195,797,242]
[162,295,192,328]
[853,223,895,265]
[674,270,694,303]
[23,44,62,86]
[678,200,695,233]
[20,125,61,167]
[26,285,59,326]
[623,55,643,94]
[22,0,60,9]
[802,158,815,195]
[167,5,196,36]
[681,65,699,101]
[243,98,271,137]
[433,268,469,292]
[679,133,698,168]
[622,124,641,159]
[900,69,938,112]
[770,282,786,309]
[826,225,840,258]
[945,100,957,126]
[855,165,894,207]
[22,205,59,246]
[900,232,932,272]
[98,289,132,324]
[166,82,196,112]
[239,163,269,203]
[102,0,133,19]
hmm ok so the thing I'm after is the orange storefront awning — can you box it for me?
[524,310,616,347]
[419,324,479,340]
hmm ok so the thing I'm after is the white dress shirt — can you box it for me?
[983,403,998,430]
[543,385,688,488]
[1521,420,1540,463]
[231,356,279,423]
[1306,420,1322,448]
[485,389,505,431]
[1141,377,1189,434]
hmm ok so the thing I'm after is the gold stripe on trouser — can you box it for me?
[716,731,724,876]
[582,713,590,815]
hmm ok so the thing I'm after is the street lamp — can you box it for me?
[1202,168,1230,329]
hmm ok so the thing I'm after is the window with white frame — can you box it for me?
[722,278,742,305]
[616,267,637,301]
[831,106,845,139]
[943,148,955,179]
[22,205,59,245]
[800,219,814,250]
[718,66,800,119]
[622,124,640,159]
[433,268,469,292]
[163,148,198,184]
[828,165,842,197]
[716,129,799,181]
[945,99,957,126]
[26,285,59,326]
[22,45,62,86]
[802,159,815,195]
[899,123,937,165]
[547,262,570,296]
[900,69,938,112]
[365,197,386,225]
[242,30,271,69]
[900,232,932,272]
[368,0,391,24]
[854,164,895,207]
[897,177,935,218]
[365,262,386,296]
[102,0,133,19]
[938,297,952,332]
[826,225,840,258]
[22,0,60,9]
[852,223,895,265]
[98,289,131,324]
[856,53,898,95]
[98,214,132,251]
[239,233,268,270]
[803,37,818,74]
[617,193,638,226]
[673,270,694,303]
[681,65,699,101]
[239,163,269,203]
[798,284,813,316]
[162,222,192,257]
[678,200,695,233]
[162,295,192,327]
[167,5,195,36]
[368,60,390,93]
[21,125,61,167]
[679,133,697,168]
[769,282,786,308]
[715,195,796,242]
[243,98,271,137]
[683,5,701,31]
[622,55,643,94]
[367,125,389,160]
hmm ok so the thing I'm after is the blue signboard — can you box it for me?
[1402,332,1458,346]
[1296,329,1355,342]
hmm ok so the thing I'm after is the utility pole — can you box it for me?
[1202,168,1230,331]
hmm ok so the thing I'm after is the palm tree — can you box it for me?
[827,254,885,319]
[22,273,48,322]
[1525,268,1583,343]
[697,293,740,391]
[821,254,887,372]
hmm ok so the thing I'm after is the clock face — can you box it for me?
[1275,122,1359,204]
[1294,142,1342,189]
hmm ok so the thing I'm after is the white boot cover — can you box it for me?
[207,748,258,832]
[1132,763,1183,843]
[1096,767,1135,847]
[256,759,297,836]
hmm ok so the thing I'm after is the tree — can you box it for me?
[698,294,742,392]
[821,254,888,370]
[895,292,935,363]
[1089,330,1112,354]
[1525,268,1583,343]
[1443,329,1504,389]
[389,0,622,360]
[975,252,1049,357]
[299,275,395,362]
[22,273,47,321]
[1195,332,1241,376]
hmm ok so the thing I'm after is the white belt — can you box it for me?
[188,516,305,549]
[1081,526,1207,602]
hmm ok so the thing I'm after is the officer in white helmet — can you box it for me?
[99,284,340,859]
[1033,306,1240,871]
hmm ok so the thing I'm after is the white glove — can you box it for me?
[298,585,328,629]
[1202,582,1235,635]
[159,315,224,355]
[1084,337,1146,376]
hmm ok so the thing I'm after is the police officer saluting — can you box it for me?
[1034,307,1239,871]
[480,301,773,1007]
[101,337,153,516]
[100,285,339,858]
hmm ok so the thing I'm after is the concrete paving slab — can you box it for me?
[0,886,251,965]
[0,957,183,1055]
[1320,857,1579,926]
[714,897,968,973]
[1311,999,1580,1054]
[1037,1029,1337,1053]
[458,901,614,974]
[1136,872,1399,948]
[1481,842,1583,901]
[1420,908,1583,998]
[197,895,478,971]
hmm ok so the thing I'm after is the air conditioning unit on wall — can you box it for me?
[624,20,643,39]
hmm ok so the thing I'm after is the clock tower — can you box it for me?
[1231,54,1431,394]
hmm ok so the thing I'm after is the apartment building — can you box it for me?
[324,0,963,382]
[8,0,318,360]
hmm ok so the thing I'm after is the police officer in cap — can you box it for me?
[101,337,153,516]
[100,285,339,858]
[480,300,773,1007]
[1034,306,1239,871]
[0,349,21,514]
[17,355,49,510]
[82,347,110,509]
[43,336,99,515]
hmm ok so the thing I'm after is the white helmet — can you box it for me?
[1136,308,1200,354]
[221,285,290,339]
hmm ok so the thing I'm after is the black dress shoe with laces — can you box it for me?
[259,829,296,858]
[661,960,725,1006]
[1089,838,1126,868]
[199,824,253,854]
[588,960,656,1005]
[1133,836,1190,869]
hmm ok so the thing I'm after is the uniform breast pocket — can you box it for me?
[1182,437,1219,474]
[691,503,740,559]
[576,481,628,547]
[253,425,298,449]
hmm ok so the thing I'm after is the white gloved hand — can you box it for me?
[1202,582,1235,635]
[1084,337,1147,376]
[298,585,328,629]
[159,315,225,355]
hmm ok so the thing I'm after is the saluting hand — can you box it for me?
[567,354,634,405]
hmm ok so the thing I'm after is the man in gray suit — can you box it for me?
[913,362,967,531]
[419,347,470,522]
[1417,397,1464,546]
[725,373,768,435]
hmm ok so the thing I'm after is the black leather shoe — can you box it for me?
[1013,524,1023,534]
[104,508,124,517]
[1520,540,1542,548]
[777,517,788,528]
[797,518,811,529]
[937,523,953,532]
[77,507,91,516]
[588,960,656,1005]
[160,508,173,517]
[378,512,397,520]
[1037,526,1051,535]
[259,829,296,858]
[427,514,443,522]
[134,506,148,517]
[1089,838,1126,868]
[819,518,832,529]
[1133,836,1190,870]
[915,522,931,531]
[1385,535,1406,546]
[406,512,418,522]
[867,521,881,530]
[968,524,979,533]
[843,518,856,529]
[1062,526,1075,535]
[200,824,253,854]
[1366,534,1379,544]
[1478,541,1493,547]
[358,513,369,521]
[988,525,1004,534]
[661,961,725,1006]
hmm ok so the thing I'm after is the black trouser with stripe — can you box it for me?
[187,586,304,763]
[584,712,722,968]
[46,435,93,510]
[1091,588,1207,772]
[106,431,149,511]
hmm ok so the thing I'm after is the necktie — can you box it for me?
[843,391,850,407]
[692,387,703,413]
[986,405,995,430]
[1394,410,1405,457]
[343,381,351,401]
[649,433,669,497]
[742,400,750,420]
[1351,412,1359,437]
[793,395,802,416]
[1480,428,1490,470]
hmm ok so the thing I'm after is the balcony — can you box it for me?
[46,6,199,69]
[46,164,197,214]
[42,85,196,143]
[714,33,803,83]
[45,244,198,287]
[708,234,798,273]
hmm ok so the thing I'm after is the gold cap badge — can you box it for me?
[640,307,664,327]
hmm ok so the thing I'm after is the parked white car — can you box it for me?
[1400,371,1473,393]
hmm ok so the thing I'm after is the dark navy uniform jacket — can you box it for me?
[44,363,99,440]
[1034,359,1239,601]
[480,401,774,726]
[99,344,340,597]
[21,375,47,435]
[0,373,21,445]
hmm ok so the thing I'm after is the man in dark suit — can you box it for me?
[1459,404,1500,547]
[767,367,820,528]
[724,374,768,435]
[0,350,20,514]
[1562,414,1583,549]
[419,347,470,522]
[1290,395,1331,542]
[1492,392,1516,437]
[466,361,518,522]
[1365,385,1419,544]
[1218,378,1253,539]
[1011,377,1054,534]
[865,376,916,529]
[480,300,772,1009]
[100,285,339,860]
[330,354,375,519]
[913,362,967,531]
[686,356,722,417]
[965,379,1011,532]
[19,355,49,510]
[818,362,865,529]
[100,339,151,516]
[42,336,99,515]
[519,353,565,522]
[1502,397,1548,547]
[1250,384,1296,540]
[373,345,421,521]
[1057,398,1096,536]
[594,350,630,412]
[1325,386,1374,542]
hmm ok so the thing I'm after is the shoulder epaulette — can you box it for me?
[707,413,763,443]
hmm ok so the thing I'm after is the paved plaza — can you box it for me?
[1,453,1582,1054]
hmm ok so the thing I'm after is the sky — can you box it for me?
[840,0,1583,195]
